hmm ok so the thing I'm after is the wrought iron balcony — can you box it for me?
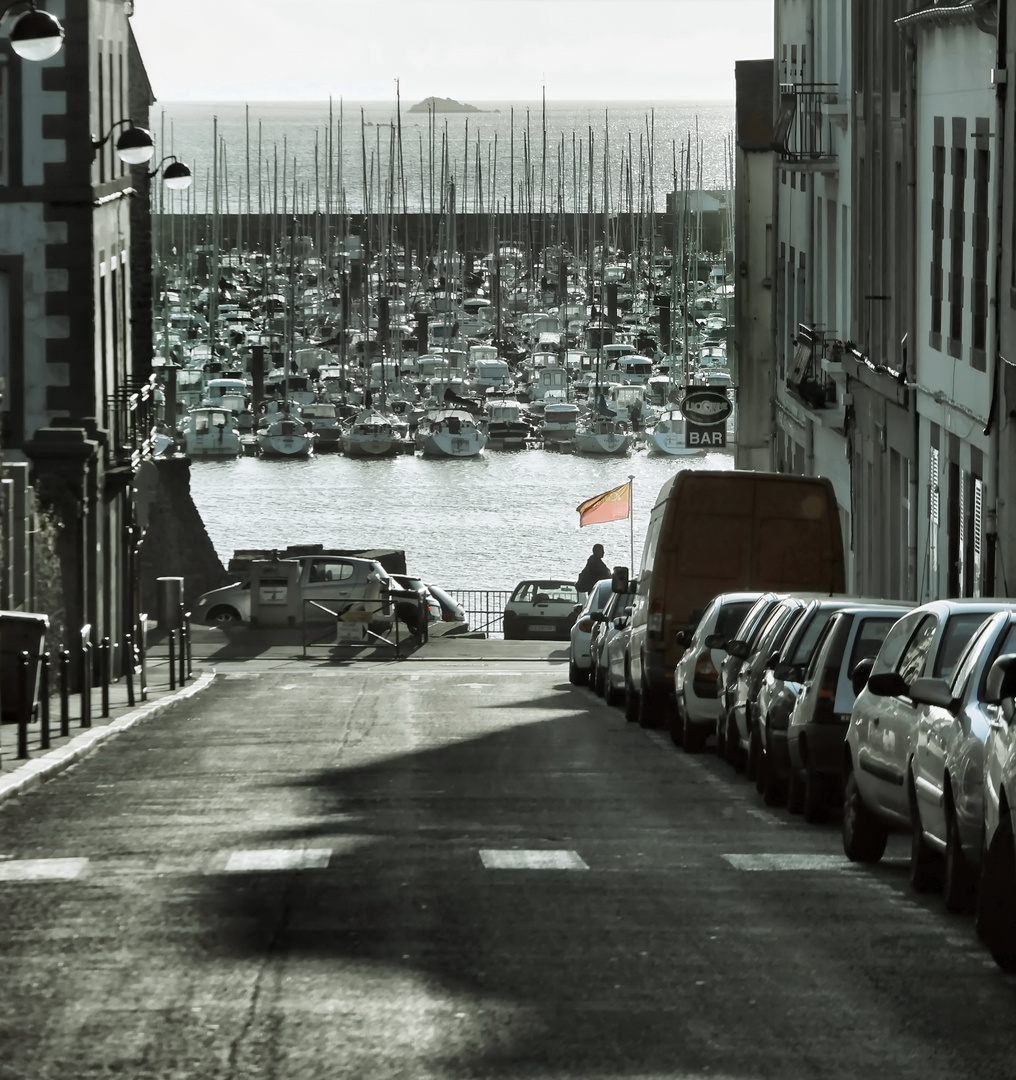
[105,376,163,466]
[773,82,840,165]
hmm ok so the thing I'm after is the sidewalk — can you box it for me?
[0,639,214,806]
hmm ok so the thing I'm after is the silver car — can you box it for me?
[843,598,1012,871]
[569,578,615,685]
[908,609,1016,910]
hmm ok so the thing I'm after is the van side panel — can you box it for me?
[633,470,845,702]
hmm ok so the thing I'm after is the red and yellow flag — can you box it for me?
[576,481,631,528]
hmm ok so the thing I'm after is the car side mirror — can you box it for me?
[908,676,956,711]
[611,566,629,593]
[726,638,750,660]
[773,661,794,680]
[850,657,875,697]
[766,650,781,670]
[866,670,910,698]
[675,630,689,649]
[704,633,725,650]
[984,654,1016,704]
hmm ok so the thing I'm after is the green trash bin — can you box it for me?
[0,611,50,725]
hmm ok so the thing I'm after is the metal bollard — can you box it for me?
[80,636,92,729]
[17,652,30,759]
[167,629,176,691]
[39,653,51,750]
[178,609,188,685]
[59,648,70,737]
[124,633,136,708]
[138,616,148,702]
[99,637,111,718]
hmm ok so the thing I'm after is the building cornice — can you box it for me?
[896,0,997,34]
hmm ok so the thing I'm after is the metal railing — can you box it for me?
[300,590,429,658]
[0,616,191,771]
[447,589,513,637]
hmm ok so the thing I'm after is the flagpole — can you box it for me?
[628,475,635,570]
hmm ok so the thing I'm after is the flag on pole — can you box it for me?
[576,481,631,528]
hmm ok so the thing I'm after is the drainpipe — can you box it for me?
[983,0,1005,594]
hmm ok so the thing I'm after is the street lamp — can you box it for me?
[92,119,155,165]
[148,155,193,190]
[2,0,64,60]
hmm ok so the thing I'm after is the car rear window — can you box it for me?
[789,610,835,667]
[715,600,755,640]
[848,616,898,673]
[934,612,996,679]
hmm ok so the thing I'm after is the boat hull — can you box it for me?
[574,431,632,455]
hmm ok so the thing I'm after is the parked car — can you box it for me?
[753,597,903,806]
[727,595,811,772]
[425,582,469,631]
[975,652,1016,970]
[673,591,762,752]
[715,593,786,757]
[907,609,1016,910]
[592,588,636,698]
[569,578,615,684]
[389,573,443,632]
[604,604,634,708]
[193,555,395,628]
[503,580,582,640]
[842,598,1012,871]
[785,603,913,820]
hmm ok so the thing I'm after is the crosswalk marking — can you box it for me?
[0,858,88,882]
[722,853,857,871]
[479,849,589,871]
[223,848,332,872]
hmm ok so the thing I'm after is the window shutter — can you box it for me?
[973,479,983,598]
[929,448,940,582]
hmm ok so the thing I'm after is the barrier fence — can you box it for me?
[447,590,513,638]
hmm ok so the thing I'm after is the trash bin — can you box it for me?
[0,611,50,725]
[156,577,184,630]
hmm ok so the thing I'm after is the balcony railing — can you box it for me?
[105,376,162,465]
[773,82,839,164]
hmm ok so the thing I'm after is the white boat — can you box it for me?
[416,410,486,458]
[257,413,315,458]
[541,402,580,449]
[301,402,344,452]
[182,406,240,458]
[647,409,706,457]
[574,415,632,456]
[485,398,530,451]
[342,410,403,458]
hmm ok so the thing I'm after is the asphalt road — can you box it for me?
[1,653,1015,1080]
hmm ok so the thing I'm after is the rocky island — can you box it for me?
[408,96,486,114]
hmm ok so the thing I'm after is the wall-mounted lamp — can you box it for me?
[148,155,193,190]
[92,119,155,165]
[2,0,64,61]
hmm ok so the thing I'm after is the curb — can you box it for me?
[0,671,216,807]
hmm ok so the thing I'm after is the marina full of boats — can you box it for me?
[154,231,737,463]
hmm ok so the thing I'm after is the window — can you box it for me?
[897,617,938,683]
[930,119,945,342]
[850,617,899,673]
[949,617,998,698]
[949,119,968,354]
[971,123,990,364]
[935,613,992,679]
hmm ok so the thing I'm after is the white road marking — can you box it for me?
[480,849,589,871]
[223,848,332,872]
[311,671,341,677]
[457,683,494,689]
[722,853,858,871]
[0,858,88,882]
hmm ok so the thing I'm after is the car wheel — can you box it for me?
[569,659,587,686]
[977,812,1016,971]
[803,772,828,823]
[747,722,763,788]
[637,674,659,729]
[208,606,242,626]
[842,768,888,863]
[683,713,707,754]
[724,714,743,770]
[909,789,943,893]
[762,749,786,807]
[593,664,606,697]
[624,665,639,724]
[715,713,727,758]
[786,767,805,815]
[943,804,978,914]
[604,672,619,706]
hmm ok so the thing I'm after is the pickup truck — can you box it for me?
[192,555,417,629]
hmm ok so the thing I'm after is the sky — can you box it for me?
[129,0,775,104]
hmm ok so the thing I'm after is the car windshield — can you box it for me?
[715,600,755,640]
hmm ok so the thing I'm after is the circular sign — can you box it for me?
[682,388,733,424]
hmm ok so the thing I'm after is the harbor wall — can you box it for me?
[154,205,731,260]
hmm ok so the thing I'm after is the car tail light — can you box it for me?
[577,615,594,633]
[648,600,664,639]
[694,652,718,682]
[814,666,837,723]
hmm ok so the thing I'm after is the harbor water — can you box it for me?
[189,448,735,593]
